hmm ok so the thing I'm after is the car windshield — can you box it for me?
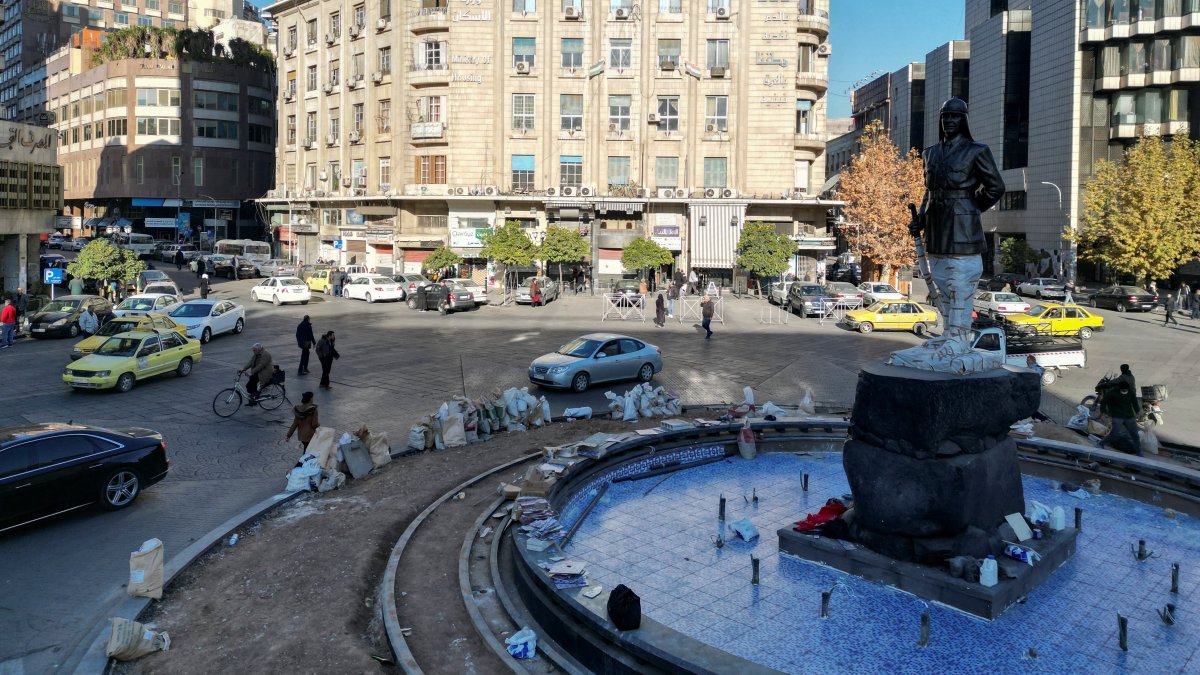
[97,320,140,336]
[1117,286,1146,294]
[144,286,175,295]
[873,285,898,293]
[170,303,214,318]
[41,299,82,312]
[615,281,639,291]
[1027,305,1051,316]
[141,271,169,281]
[994,293,1022,302]
[557,338,601,358]
[865,302,887,312]
[116,298,156,311]
[798,285,823,295]
[366,277,392,285]
[95,337,141,357]
[282,278,307,286]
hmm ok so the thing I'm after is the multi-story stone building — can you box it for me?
[0,119,63,293]
[260,0,837,284]
[46,28,275,239]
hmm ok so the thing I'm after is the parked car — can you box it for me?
[112,293,183,318]
[254,258,298,278]
[168,299,245,344]
[406,283,452,313]
[28,295,113,338]
[1017,277,1067,299]
[47,234,66,249]
[343,276,404,303]
[142,282,182,298]
[393,274,432,298]
[343,264,371,280]
[984,273,1025,292]
[1086,285,1158,313]
[213,257,257,280]
[843,300,939,335]
[858,282,904,304]
[71,314,186,360]
[1004,302,1104,339]
[134,270,173,294]
[158,244,198,262]
[766,281,789,305]
[306,268,334,294]
[786,283,830,317]
[250,276,312,305]
[608,279,641,307]
[444,282,478,310]
[63,329,202,393]
[528,333,663,392]
[40,254,66,270]
[70,237,92,251]
[0,423,168,533]
[822,282,864,308]
[443,277,488,304]
[516,276,559,305]
[972,291,1030,318]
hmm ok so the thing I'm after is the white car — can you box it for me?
[250,276,311,305]
[1017,278,1067,299]
[344,264,372,280]
[344,276,405,302]
[168,299,245,344]
[70,237,92,251]
[255,258,298,278]
[973,291,1030,318]
[143,282,182,298]
[443,277,489,304]
[111,293,183,318]
[858,282,904,304]
[767,281,789,305]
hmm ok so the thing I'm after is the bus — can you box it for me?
[215,239,271,265]
[112,232,157,257]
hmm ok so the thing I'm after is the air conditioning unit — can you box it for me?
[515,62,530,74]
[635,188,648,198]
[267,189,278,198]
[561,186,576,196]
[710,66,726,78]
[348,130,361,142]
[564,6,579,18]
[323,83,333,93]
[818,43,831,56]
[304,137,315,148]
[704,188,719,198]
[580,186,594,197]
[372,71,383,83]
[716,6,730,19]
[484,186,498,196]
[379,183,390,193]
[545,187,558,196]
[615,7,629,19]
[647,113,660,123]
[283,46,294,57]
[319,171,328,181]
[349,23,361,37]
[660,60,676,70]
[722,188,737,198]
[705,123,717,133]
[608,122,619,132]
[376,18,388,30]
[326,134,336,145]
[315,190,327,197]
[284,90,295,101]
[657,188,675,198]
[455,186,467,195]
[674,188,687,198]
[342,176,351,187]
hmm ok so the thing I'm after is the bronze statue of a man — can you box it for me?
[890,98,1006,373]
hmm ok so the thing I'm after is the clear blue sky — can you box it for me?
[828,1,964,119]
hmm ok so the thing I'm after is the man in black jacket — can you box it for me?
[316,331,340,389]
[296,315,316,375]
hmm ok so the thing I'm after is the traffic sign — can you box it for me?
[334,239,343,250]
[43,268,64,285]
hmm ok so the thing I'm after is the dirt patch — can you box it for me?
[117,417,672,675]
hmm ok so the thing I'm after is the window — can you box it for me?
[796,99,812,133]
[95,121,104,139]
[249,96,272,117]
[146,0,160,9]
[415,155,447,183]
[420,41,444,68]
[352,52,365,78]
[331,12,341,35]
[194,91,239,111]
[116,12,129,25]
[560,155,582,187]
[307,65,318,92]
[0,445,31,478]
[610,39,632,69]
[307,18,318,46]
[419,95,444,122]
[513,93,535,129]
[608,95,631,131]
[513,0,536,11]
[657,39,680,68]
[353,103,364,131]
[705,96,728,131]
[135,156,144,184]
[172,157,181,185]
[83,124,92,141]
[376,98,391,131]
[656,96,679,131]
[707,0,728,11]
[659,0,682,13]
[514,37,536,67]
[379,157,391,188]
[560,94,583,130]
[194,120,239,139]
[329,112,340,137]
[999,191,1027,210]
[562,0,581,11]
[561,38,583,69]
[135,88,181,106]
[706,39,729,69]
[306,112,317,140]
[798,44,816,73]
[354,4,366,26]
[107,118,128,136]
[328,161,341,184]
[703,157,727,188]
[512,155,535,190]
[794,159,810,191]
[135,117,181,135]
[655,157,678,187]
[379,46,391,74]
[108,88,127,108]
[607,156,630,186]
[194,158,204,186]
[381,0,391,19]
[287,115,296,143]
[138,16,152,26]
[287,26,298,50]
[329,61,340,86]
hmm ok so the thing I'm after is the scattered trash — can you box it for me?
[737,419,757,460]
[371,655,396,666]
[547,560,588,589]
[479,527,493,538]
[1066,489,1090,499]
[285,453,322,492]
[1158,603,1176,626]
[1066,405,1091,431]
[505,627,538,659]
[582,585,603,599]
[105,618,169,661]
[227,534,239,547]
[1009,418,1034,436]
[1164,508,1177,519]
[1083,479,1102,495]
[1140,427,1160,456]
[1025,501,1051,527]
[729,518,760,542]
[399,627,413,637]
[1004,543,1041,566]
[127,538,164,599]
[563,406,592,419]
[454,491,466,500]
[607,584,642,631]
[605,383,682,422]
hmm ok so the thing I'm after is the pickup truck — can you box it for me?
[972,327,1086,386]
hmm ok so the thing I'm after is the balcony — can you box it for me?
[409,62,450,86]
[793,132,826,152]
[795,9,829,38]
[411,121,445,140]
[409,7,449,33]
[795,71,827,92]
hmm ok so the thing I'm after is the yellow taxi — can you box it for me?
[306,268,333,294]
[70,314,187,360]
[1003,302,1104,339]
[63,329,203,393]
[844,299,939,335]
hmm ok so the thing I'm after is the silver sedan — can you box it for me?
[528,333,663,392]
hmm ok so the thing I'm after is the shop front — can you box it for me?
[449,202,497,283]
[396,237,446,274]
[687,201,748,288]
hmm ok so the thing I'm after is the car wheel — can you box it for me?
[571,372,590,392]
[637,363,654,383]
[233,318,244,334]
[858,322,874,334]
[1079,326,1093,339]
[324,286,331,295]
[366,293,373,303]
[407,297,418,310]
[272,294,281,306]
[200,327,212,344]
[176,357,193,377]
[301,300,309,305]
[1116,302,1127,313]
[99,468,140,510]
[68,322,80,338]
[1041,369,1057,386]
[913,322,928,337]
[1090,298,1098,308]
[115,372,135,393]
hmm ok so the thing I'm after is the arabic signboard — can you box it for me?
[145,217,178,229]
[189,199,240,209]
[449,228,488,248]
[0,122,56,164]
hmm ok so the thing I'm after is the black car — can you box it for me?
[214,258,257,280]
[28,295,113,338]
[985,273,1025,292]
[407,283,452,314]
[1087,285,1158,312]
[785,283,829,317]
[0,423,168,533]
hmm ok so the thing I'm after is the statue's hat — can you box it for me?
[939,97,973,143]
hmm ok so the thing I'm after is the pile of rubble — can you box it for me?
[285,425,392,492]
[408,388,554,452]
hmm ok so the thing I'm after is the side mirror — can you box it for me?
[595,352,607,359]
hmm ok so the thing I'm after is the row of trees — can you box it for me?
[92,26,276,73]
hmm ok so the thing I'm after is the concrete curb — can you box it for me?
[69,488,306,675]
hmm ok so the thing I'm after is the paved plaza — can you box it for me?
[1,270,1198,673]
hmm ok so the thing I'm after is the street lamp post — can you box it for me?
[196,193,220,251]
[1041,181,1075,301]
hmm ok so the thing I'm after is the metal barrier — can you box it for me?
[679,295,724,324]
[759,303,790,325]
[818,298,859,326]
[602,293,646,322]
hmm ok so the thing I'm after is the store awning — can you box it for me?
[356,206,398,216]
[596,201,645,213]
[546,201,593,210]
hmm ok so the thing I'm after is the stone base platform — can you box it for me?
[777,526,1079,620]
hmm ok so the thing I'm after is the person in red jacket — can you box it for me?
[1,298,16,348]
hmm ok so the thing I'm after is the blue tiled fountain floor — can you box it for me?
[560,453,1199,674]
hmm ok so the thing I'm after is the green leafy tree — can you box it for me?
[538,225,590,291]
[736,222,795,293]
[91,27,276,72]
[1077,135,1200,285]
[479,221,536,292]
[421,246,463,276]
[999,237,1041,274]
[621,237,674,280]
[66,240,145,287]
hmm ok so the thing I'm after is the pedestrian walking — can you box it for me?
[108,280,119,302]
[332,268,345,297]
[688,268,699,295]
[12,288,26,335]
[316,331,339,389]
[1181,281,1192,311]
[701,294,714,339]
[1192,287,1200,320]
[1,298,16,349]
[174,248,185,270]
[666,281,678,318]
[199,274,210,299]
[1163,292,1180,327]
[239,343,274,406]
[296,315,315,375]
[195,256,205,279]
[654,292,666,327]
[639,278,649,297]
[1097,380,1141,455]
[79,305,99,337]
[530,278,542,307]
[285,391,320,450]
[68,275,85,295]
[1149,281,1158,298]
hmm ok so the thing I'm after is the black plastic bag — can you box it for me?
[607,584,641,631]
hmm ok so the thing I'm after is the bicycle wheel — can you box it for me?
[257,383,287,411]
[213,387,243,418]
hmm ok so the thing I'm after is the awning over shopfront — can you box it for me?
[596,201,645,213]
[131,198,184,207]
[546,201,593,210]
[688,202,747,268]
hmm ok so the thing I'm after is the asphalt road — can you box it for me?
[1,265,1196,673]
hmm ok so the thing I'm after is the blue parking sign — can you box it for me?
[334,239,343,250]
[44,268,64,285]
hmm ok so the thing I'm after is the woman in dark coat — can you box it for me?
[174,248,185,270]
[654,292,666,327]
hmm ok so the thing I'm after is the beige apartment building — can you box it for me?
[261,0,836,284]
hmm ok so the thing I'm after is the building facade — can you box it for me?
[260,0,837,284]
[46,32,275,239]
[0,120,63,293]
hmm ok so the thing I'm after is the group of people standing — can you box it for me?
[295,315,340,388]
[1158,281,1200,327]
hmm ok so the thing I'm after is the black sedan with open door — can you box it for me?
[0,423,168,533]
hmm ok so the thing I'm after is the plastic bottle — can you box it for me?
[1049,506,1066,531]
[980,555,998,587]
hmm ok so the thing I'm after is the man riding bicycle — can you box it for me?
[240,343,274,407]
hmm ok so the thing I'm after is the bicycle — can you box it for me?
[213,370,289,418]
